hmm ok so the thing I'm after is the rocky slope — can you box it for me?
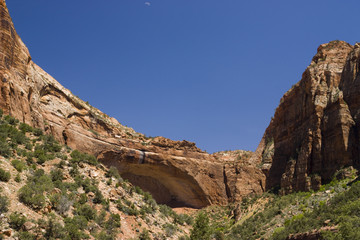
[255,40,360,194]
[4,0,360,212]
[0,0,265,209]
[0,113,195,239]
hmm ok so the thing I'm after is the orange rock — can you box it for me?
[255,41,360,194]
[0,0,265,208]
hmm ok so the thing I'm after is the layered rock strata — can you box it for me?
[256,40,360,193]
[0,0,265,208]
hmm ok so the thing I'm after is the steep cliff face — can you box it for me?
[0,0,265,208]
[256,41,360,193]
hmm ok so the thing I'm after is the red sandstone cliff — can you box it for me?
[255,40,360,193]
[0,0,265,208]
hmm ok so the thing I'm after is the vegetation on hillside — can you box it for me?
[0,110,359,239]
[0,111,193,239]
[181,167,360,240]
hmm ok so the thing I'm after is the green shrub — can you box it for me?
[79,178,98,193]
[139,229,151,240]
[33,128,43,136]
[41,135,62,153]
[11,131,27,144]
[135,185,144,195]
[190,212,211,240]
[0,195,9,213]
[159,204,175,217]
[51,169,63,182]
[0,168,10,182]
[26,153,34,164]
[15,173,21,182]
[0,141,11,157]
[78,193,88,205]
[18,170,53,209]
[70,150,98,165]
[43,215,66,239]
[76,204,96,221]
[65,215,88,230]
[93,189,104,204]
[106,166,121,180]
[19,122,33,133]
[25,142,33,151]
[175,213,193,225]
[104,213,121,234]
[18,231,37,240]
[96,210,107,227]
[57,160,66,169]
[9,212,27,230]
[116,200,139,216]
[163,223,177,237]
[96,231,115,240]
[11,159,26,172]
[18,185,46,209]
[4,115,18,125]
[69,163,79,177]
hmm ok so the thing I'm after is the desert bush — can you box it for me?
[93,189,104,204]
[15,173,21,182]
[67,215,88,230]
[104,213,121,234]
[33,128,43,137]
[96,231,115,240]
[50,168,63,182]
[9,212,27,230]
[4,115,18,125]
[11,159,26,172]
[43,215,66,239]
[41,135,62,153]
[163,223,177,237]
[18,170,53,209]
[75,204,96,220]
[78,177,98,193]
[190,212,211,240]
[139,229,151,240]
[19,184,46,209]
[70,150,98,165]
[0,142,11,157]
[11,130,27,145]
[106,166,121,180]
[0,168,10,182]
[18,232,37,240]
[135,185,144,195]
[175,213,193,225]
[0,195,9,213]
[159,204,175,218]
[19,122,33,133]
[116,200,139,216]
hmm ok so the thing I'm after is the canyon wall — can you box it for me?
[0,0,265,208]
[7,0,360,203]
[256,41,360,193]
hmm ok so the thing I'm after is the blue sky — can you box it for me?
[6,0,360,153]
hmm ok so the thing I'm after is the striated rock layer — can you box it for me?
[0,0,265,208]
[256,40,360,193]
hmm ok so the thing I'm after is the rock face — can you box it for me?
[256,40,360,193]
[0,0,265,208]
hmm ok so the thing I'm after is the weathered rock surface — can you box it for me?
[213,150,265,202]
[255,40,360,193]
[0,0,265,208]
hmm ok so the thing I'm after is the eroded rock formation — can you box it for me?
[256,41,360,193]
[0,0,265,208]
